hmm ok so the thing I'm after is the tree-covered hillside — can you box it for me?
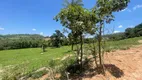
[104,23,142,41]
[0,34,44,50]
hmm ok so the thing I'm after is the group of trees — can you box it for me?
[0,34,45,50]
[50,22,142,49]
[125,23,142,38]
[50,30,66,47]
[103,23,142,41]
[55,0,130,74]
[0,31,93,51]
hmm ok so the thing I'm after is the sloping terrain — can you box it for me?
[84,45,142,80]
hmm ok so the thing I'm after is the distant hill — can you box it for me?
[0,34,44,39]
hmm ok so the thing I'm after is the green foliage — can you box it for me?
[55,5,97,36]
[104,23,142,41]
[125,23,142,38]
[0,34,44,50]
[31,70,47,79]
[103,32,125,41]
[63,0,83,7]
[125,28,135,38]
[134,23,142,37]
[50,30,66,47]
[84,38,94,43]
[104,37,142,52]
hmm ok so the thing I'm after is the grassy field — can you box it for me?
[0,36,142,79]
[0,46,73,79]
[105,37,142,51]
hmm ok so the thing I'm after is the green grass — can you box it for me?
[0,36,142,79]
[104,37,142,51]
[0,46,71,66]
[0,46,72,78]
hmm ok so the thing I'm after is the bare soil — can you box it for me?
[83,45,142,80]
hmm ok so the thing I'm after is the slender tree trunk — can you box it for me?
[71,43,74,50]
[93,40,98,68]
[98,24,102,67]
[42,45,44,52]
[94,54,98,68]
[80,34,83,71]
[98,21,105,74]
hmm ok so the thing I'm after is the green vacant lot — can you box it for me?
[0,46,72,77]
[0,37,142,79]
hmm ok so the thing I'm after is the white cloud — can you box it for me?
[114,31,120,33]
[40,32,43,35]
[118,25,123,28]
[0,27,4,30]
[121,8,132,12]
[133,5,142,10]
[121,8,127,12]
[32,28,36,31]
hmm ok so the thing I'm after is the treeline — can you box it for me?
[104,23,142,41]
[48,30,94,48]
[1,22,141,50]
[0,32,92,50]
[0,34,44,50]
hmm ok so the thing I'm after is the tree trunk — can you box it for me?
[42,45,45,52]
[92,40,98,68]
[80,34,83,71]
[94,55,98,68]
[98,21,105,74]
[98,24,102,66]
[71,43,74,50]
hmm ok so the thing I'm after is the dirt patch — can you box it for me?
[82,45,142,80]
[40,74,48,80]
[0,69,3,80]
[138,40,142,43]
[0,69,3,73]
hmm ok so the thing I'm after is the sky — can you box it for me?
[0,0,142,36]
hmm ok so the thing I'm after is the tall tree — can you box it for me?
[134,23,142,37]
[50,30,65,47]
[94,0,130,74]
[55,4,97,70]
[68,32,74,50]
[125,28,135,38]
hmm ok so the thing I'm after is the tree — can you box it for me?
[68,31,79,50]
[55,4,98,71]
[68,32,74,50]
[0,34,44,50]
[134,23,142,37]
[94,0,130,74]
[50,30,65,47]
[63,0,83,7]
[55,0,130,74]
[40,40,48,52]
[125,28,135,38]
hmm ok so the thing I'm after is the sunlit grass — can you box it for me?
[0,36,142,79]
[0,46,72,75]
